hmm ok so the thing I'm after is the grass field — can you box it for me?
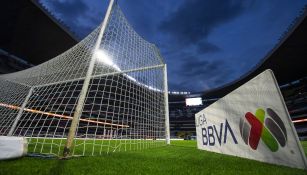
[25,138,165,156]
[1,140,307,175]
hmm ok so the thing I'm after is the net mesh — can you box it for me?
[0,2,167,157]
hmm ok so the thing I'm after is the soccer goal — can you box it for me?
[0,0,170,158]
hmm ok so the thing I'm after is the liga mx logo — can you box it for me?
[239,108,287,152]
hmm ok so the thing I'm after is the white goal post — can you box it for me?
[0,0,170,158]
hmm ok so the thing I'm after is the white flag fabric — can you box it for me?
[195,69,307,169]
[0,136,27,160]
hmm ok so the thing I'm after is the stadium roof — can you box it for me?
[200,7,307,99]
[0,0,78,65]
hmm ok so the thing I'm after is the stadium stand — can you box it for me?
[0,49,33,74]
[281,77,307,140]
[168,94,216,139]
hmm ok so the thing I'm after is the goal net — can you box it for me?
[0,0,169,157]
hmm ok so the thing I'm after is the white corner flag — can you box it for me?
[195,69,307,169]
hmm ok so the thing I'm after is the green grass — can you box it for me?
[1,140,307,175]
[26,138,165,156]
[301,141,307,156]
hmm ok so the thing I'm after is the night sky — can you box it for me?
[40,0,307,92]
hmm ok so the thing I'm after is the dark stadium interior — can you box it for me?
[0,0,78,74]
[0,0,306,140]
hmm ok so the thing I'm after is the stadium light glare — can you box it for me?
[95,49,121,71]
[95,50,163,92]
